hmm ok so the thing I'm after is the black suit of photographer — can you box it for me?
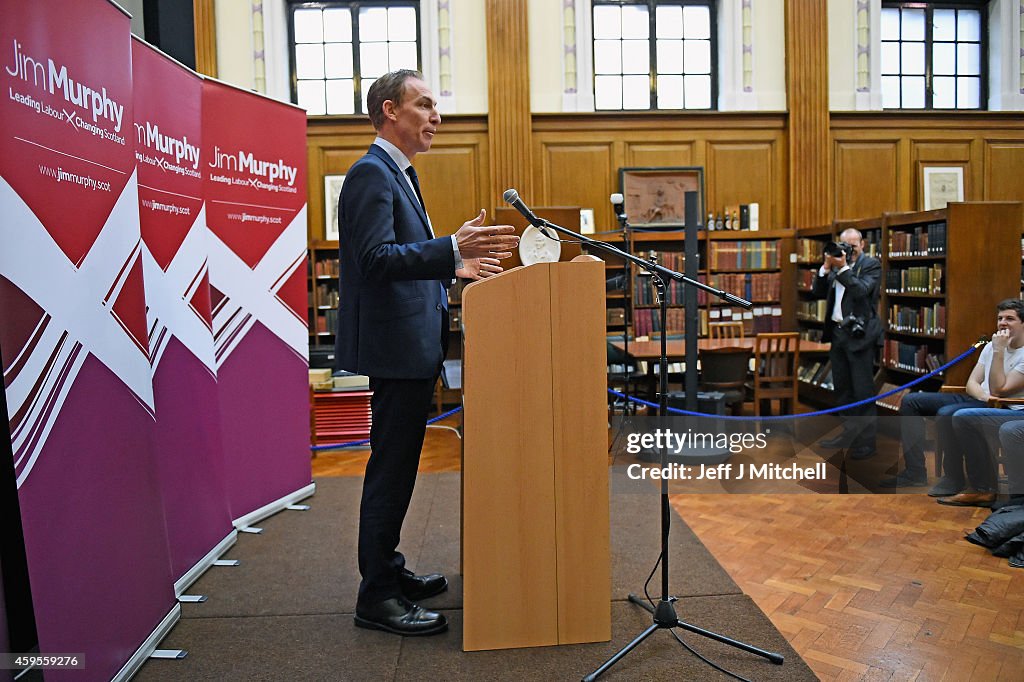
[812,245,882,454]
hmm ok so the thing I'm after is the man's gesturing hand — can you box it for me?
[456,257,503,281]
[454,209,519,260]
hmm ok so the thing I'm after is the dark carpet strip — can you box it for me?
[135,473,815,681]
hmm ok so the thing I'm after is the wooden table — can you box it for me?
[611,337,830,360]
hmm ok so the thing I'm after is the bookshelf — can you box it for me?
[793,224,837,405]
[587,228,795,340]
[308,240,339,349]
[877,203,1023,393]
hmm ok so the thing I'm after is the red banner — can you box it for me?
[132,38,234,589]
[202,79,311,521]
[0,1,175,680]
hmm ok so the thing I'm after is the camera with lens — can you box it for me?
[841,314,866,338]
[823,241,854,260]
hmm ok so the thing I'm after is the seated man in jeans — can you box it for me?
[880,299,1024,492]
[943,407,1024,506]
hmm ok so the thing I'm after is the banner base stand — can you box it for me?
[148,650,187,659]
[174,529,239,597]
[232,482,316,531]
[286,503,310,511]
[177,595,207,603]
[213,559,240,566]
[238,526,263,534]
[113,603,181,681]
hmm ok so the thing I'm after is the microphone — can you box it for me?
[610,193,625,219]
[503,188,554,238]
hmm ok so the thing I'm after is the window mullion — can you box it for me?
[925,6,933,108]
[649,0,657,109]
[351,3,362,114]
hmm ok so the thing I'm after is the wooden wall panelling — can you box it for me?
[831,114,1024,220]
[832,141,900,220]
[705,141,780,229]
[305,118,489,242]
[193,0,217,77]
[784,0,830,228]
[536,142,614,228]
[622,143,697,169]
[486,0,533,201]
[985,143,1024,202]
[912,141,972,209]
[415,139,487,237]
[532,114,787,234]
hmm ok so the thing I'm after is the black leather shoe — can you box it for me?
[819,434,851,449]
[398,568,448,601]
[848,446,876,460]
[878,473,927,488]
[927,476,965,497]
[354,597,448,636]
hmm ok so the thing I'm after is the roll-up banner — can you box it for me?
[201,79,312,523]
[131,38,235,592]
[0,1,177,680]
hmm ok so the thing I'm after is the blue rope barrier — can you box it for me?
[609,340,985,421]
[310,405,464,452]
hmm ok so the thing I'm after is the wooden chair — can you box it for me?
[708,320,745,340]
[748,332,800,416]
[699,346,753,415]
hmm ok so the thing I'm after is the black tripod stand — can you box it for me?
[584,266,784,681]
[501,188,784,680]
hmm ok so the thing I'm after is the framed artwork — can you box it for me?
[618,167,704,228]
[324,174,345,240]
[921,166,964,211]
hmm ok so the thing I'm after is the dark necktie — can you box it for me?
[405,166,426,211]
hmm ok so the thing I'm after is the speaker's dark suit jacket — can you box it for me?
[335,144,454,379]
[334,143,455,606]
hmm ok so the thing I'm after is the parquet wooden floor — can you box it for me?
[311,412,1024,681]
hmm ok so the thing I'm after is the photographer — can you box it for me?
[812,228,882,460]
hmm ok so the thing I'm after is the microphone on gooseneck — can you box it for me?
[610,193,628,229]
[503,188,554,239]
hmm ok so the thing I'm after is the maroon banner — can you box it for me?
[132,38,234,588]
[0,1,175,680]
[202,79,311,521]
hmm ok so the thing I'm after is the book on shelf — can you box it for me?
[875,382,911,411]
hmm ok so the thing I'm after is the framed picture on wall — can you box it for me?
[618,167,705,228]
[921,166,964,211]
[324,174,345,240]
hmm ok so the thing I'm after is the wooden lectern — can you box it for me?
[461,256,611,651]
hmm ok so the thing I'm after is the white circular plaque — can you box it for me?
[519,226,561,265]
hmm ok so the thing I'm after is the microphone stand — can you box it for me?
[529,200,784,681]
[616,209,633,415]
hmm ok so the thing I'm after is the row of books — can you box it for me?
[882,340,946,374]
[314,309,338,334]
[315,283,339,307]
[798,328,824,342]
[796,267,818,290]
[633,275,708,306]
[707,241,780,270]
[707,272,782,302]
[632,307,695,336]
[888,303,946,335]
[630,306,784,337]
[796,300,827,322]
[797,359,834,390]
[794,238,825,263]
[888,222,946,257]
[884,265,944,294]
[313,257,339,277]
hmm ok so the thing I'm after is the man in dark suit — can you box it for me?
[335,70,519,636]
[812,228,883,460]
